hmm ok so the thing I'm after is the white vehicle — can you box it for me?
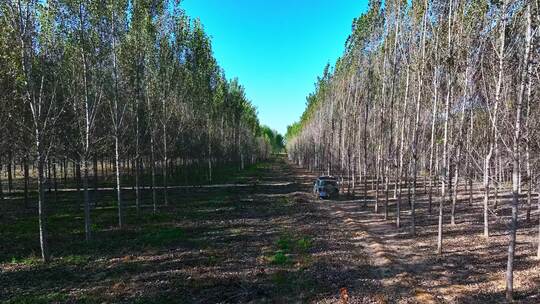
[313,176,339,199]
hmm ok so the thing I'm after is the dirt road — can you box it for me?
[284,157,539,303]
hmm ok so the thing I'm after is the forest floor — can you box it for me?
[1,155,539,303]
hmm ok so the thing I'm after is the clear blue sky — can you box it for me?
[181,0,369,135]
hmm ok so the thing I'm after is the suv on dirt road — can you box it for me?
[313,176,339,199]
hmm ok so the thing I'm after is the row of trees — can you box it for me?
[286,0,538,300]
[260,126,285,154]
[0,1,271,263]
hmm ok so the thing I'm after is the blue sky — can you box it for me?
[181,0,369,135]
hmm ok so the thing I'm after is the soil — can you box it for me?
[1,156,539,303]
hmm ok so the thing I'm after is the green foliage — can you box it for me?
[275,233,312,252]
[0,0,272,202]
[269,233,314,267]
[270,250,291,265]
[285,0,383,146]
[260,125,285,153]
[277,197,291,205]
[10,256,41,266]
[296,237,313,253]
[346,0,382,54]
[285,121,302,142]
[277,235,293,251]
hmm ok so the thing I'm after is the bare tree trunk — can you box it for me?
[92,154,98,206]
[526,141,531,221]
[351,156,356,196]
[36,138,49,262]
[537,181,540,258]
[483,152,491,238]
[135,109,141,216]
[451,163,459,226]
[360,79,373,206]
[525,57,533,222]
[438,82,450,254]
[111,9,123,228]
[75,159,81,210]
[494,143,499,209]
[396,66,410,229]
[507,146,519,301]
[428,33,439,215]
[484,1,506,237]
[52,158,58,203]
[100,158,104,180]
[115,134,122,228]
[468,178,473,206]
[47,159,52,193]
[24,157,29,208]
[411,0,428,235]
[7,150,13,194]
[163,118,169,206]
[0,158,4,201]
[506,3,530,300]
[375,151,380,213]
[451,68,467,226]
[407,167,411,208]
[82,157,91,241]
[387,1,401,213]
[384,172,389,220]
[466,109,474,208]
[208,117,213,182]
[146,87,158,214]
[438,0,454,256]
[151,135,157,214]
[79,13,94,235]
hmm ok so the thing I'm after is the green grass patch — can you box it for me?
[268,233,314,267]
[140,227,186,247]
[10,255,41,266]
[296,237,313,253]
[275,233,313,253]
[277,197,291,205]
[137,212,177,228]
[270,250,292,265]
[1,218,37,235]
[6,291,68,304]
[277,234,293,252]
[229,228,243,235]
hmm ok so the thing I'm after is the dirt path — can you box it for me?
[286,157,539,303]
[290,162,442,303]
[322,202,441,303]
